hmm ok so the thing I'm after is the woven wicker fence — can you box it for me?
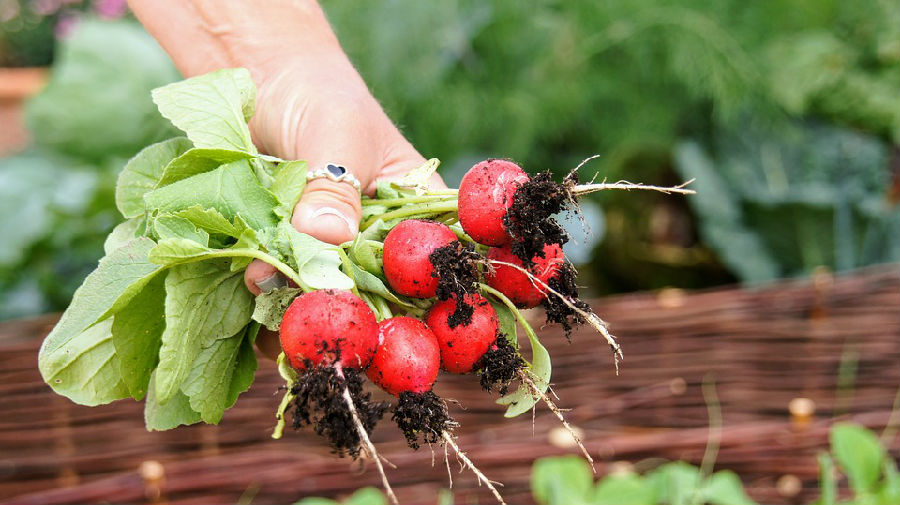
[1,266,898,505]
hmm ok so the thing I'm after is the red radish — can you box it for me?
[426,294,499,373]
[280,289,379,370]
[367,317,440,396]
[458,159,530,246]
[486,243,564,308]
[382,219,458,298]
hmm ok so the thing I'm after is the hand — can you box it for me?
[243,60,445,295]
[130,0,445,359]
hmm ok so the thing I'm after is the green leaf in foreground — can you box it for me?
[116,137,193,218]
[39,237,163,398]
[488,298,518,349]
[112,273,167,401]
[252,286,303,331]
[153,214,210,245]
[301,249,354,290]
[174,205,239,237]
[483,284,551,417]
[104,217,145,255]
[143,160,279,230]
[157,147,254,187]
[154,259,252,404]
[151,68,257,153]
[38,318,130,406]
[180,324,258,424]
[271,160,308,219]
[145,370,201,431]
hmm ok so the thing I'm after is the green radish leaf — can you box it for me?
[39,237,164,397]
[39,318,130,406]
[144,370,201,431]
[488,298,518,349]
[531,456,593,505]
[104,217,145,254]
[494,305,551,417]
[701,471,757,505]
[301,249,354,290]
[154,259,252,404]
[151,68,257,153]
[345,263,413,308]
[148,238,214,265]
[180,325,256,424]
[359,218,391,242]
[272,352,298,439]
[392,158,441,195]
[227,325,258,407]
[375,181,401,199]
[230,215,259,272]
[153,215,210,245]
[115,137,192,218]
[271,160,308,219]
[112,273,167,401]
[143,160,278,230]
[591,473,656,505]
[831,422,886,495]
[269,220,334,271]
[252,286,303,331]
[348,236,382,275]
[157,148,254,187]
[174,205,240,237]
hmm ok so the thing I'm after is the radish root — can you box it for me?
[487,259,624,373]
[335,366,398,505]
[519,371,595,474]
[441,431,507,505]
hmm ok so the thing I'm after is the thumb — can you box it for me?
[291,174,362,245]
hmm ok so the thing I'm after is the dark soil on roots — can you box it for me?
[543,261,590,340]
[504,171,577,266]
[392,390,456,449]
[291,363,388,457]
[430,240,481,327]
[477,334,526,395]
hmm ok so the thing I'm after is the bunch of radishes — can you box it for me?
[273,158,684,504]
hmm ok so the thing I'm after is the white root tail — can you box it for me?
[487,259,624,373]
[519,372,595,474]
[442,431,507,505]
[335,367,398,505]
[571,179,696,196]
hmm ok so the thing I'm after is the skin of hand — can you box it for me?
[129,0,444,358]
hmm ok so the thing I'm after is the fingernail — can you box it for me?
[309,206,358,236]
[256,273,287,293]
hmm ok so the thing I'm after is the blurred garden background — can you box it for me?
[0,1,898,504]
[1,0,897,320]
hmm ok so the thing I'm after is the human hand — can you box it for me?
[243,59,445,296]
[129,0,445,358]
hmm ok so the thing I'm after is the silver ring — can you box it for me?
[306,163,362,194]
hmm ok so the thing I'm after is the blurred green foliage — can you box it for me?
[325,0,899,290]
[2,1,899,319]
[0,18,178,319]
